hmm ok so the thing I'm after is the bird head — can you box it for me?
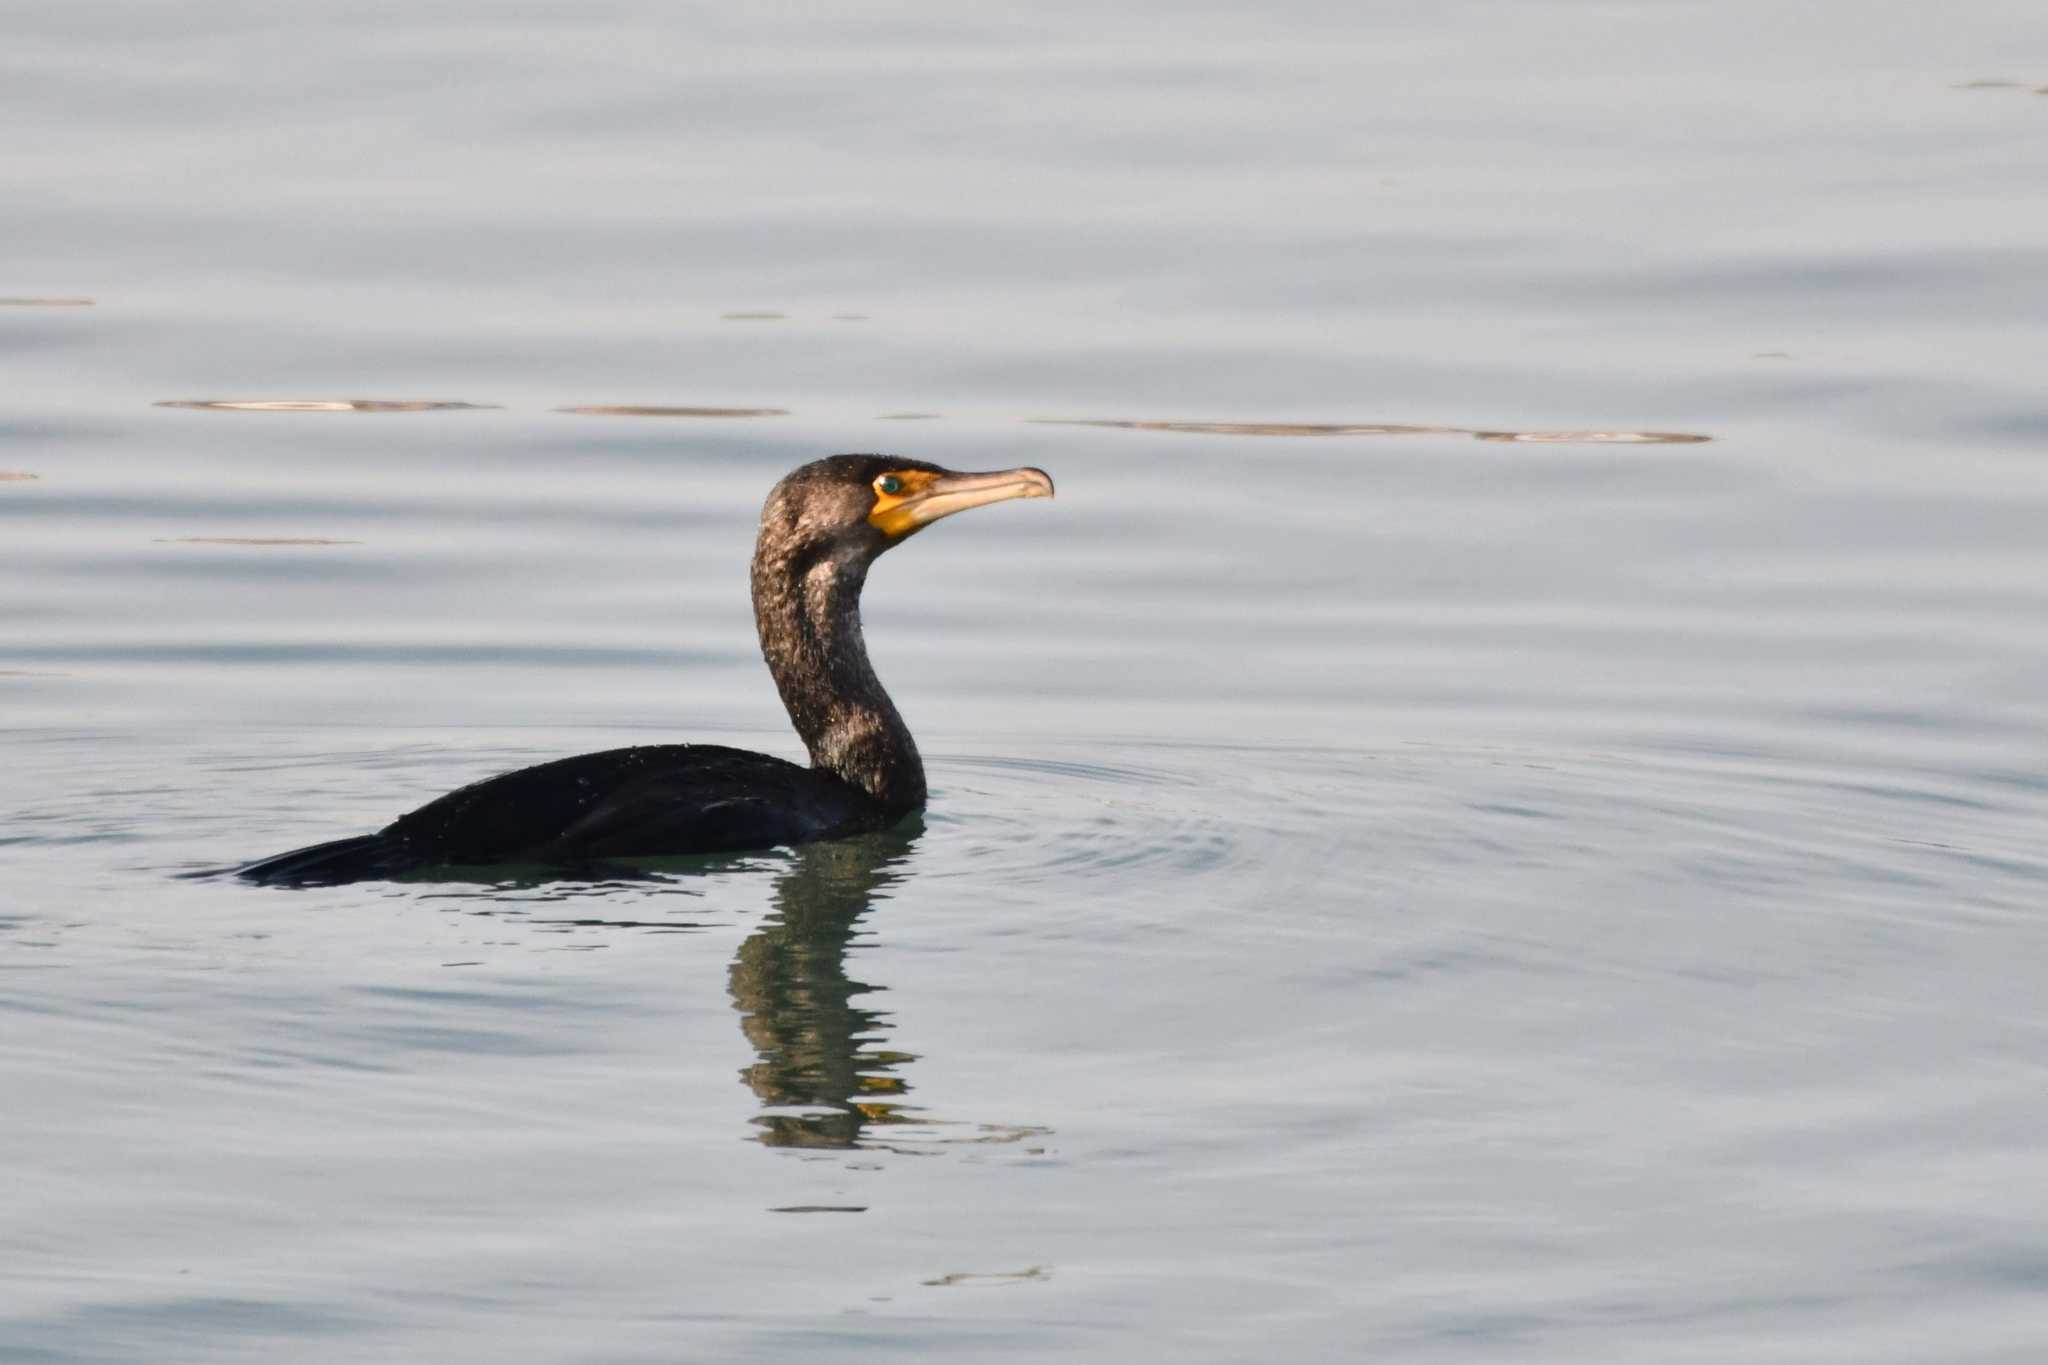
[759,454,1055,564]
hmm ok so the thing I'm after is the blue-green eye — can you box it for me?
[876,475,903,496]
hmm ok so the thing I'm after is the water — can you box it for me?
[5,2,2048,1360]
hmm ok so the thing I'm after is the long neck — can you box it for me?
[751,537,926,815]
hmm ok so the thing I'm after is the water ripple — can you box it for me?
[1030,418,1454,437]
[554,405,789,418]
[1030,418,1712,443]
[154,537,360,547]
[154,399,498,413]
[1473,430,1713,444]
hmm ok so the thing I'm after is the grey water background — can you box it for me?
[4,1,2048,1360]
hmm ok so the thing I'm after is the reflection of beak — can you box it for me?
[873,466,1055,539]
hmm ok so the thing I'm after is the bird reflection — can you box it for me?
[729,827,921,1148]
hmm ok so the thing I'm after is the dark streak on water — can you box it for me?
[155,400,499,413]
[1031,418,1714,443]
[555,405,791,418]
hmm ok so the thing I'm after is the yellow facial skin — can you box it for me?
[866,466,1056,540]
[865,469,945,539]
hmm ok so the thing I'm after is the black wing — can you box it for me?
[384,745,886,861]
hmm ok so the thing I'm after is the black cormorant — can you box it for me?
[234,455,1053,885]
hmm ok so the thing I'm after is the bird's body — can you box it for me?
[232,745,885,884]
[236,455,1052,885]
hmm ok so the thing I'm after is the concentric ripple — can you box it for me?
[923,735,2048,954]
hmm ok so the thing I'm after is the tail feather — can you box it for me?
[234,833,416,886]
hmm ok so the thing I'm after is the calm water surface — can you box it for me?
[5,3,2048,1361]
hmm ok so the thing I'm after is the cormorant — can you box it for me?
[234,455,1053,885]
